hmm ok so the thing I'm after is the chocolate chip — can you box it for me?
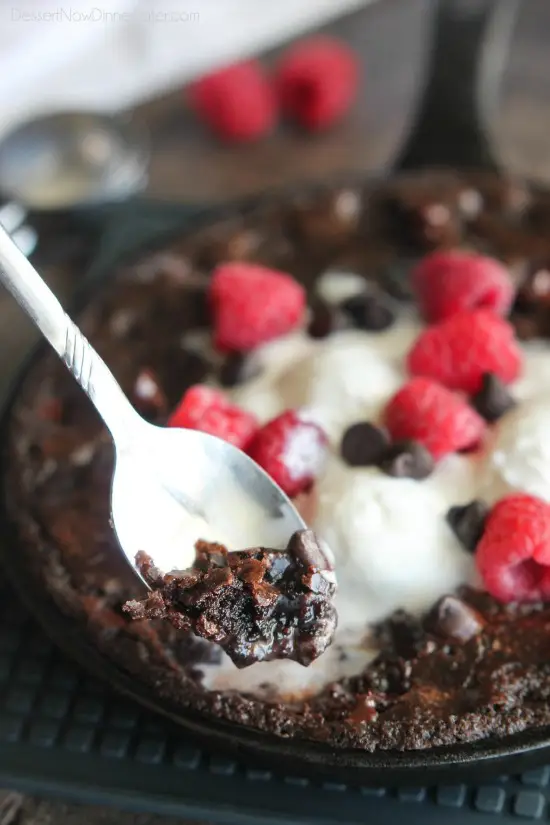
[287,528,334,572]
[340,293,395,332]
[446,500,489,552]
[307,299,339,339]
[340,422,390,467]
[425,595,485,644]
[219,352,261,388]
[378,440,434,480]
[471,373,516,422]
[383,610,428,659]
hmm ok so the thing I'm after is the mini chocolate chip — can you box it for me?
[307,299,339,339]
[446,500,489,552]
[341,422,390,467]
[287,529,333,572]
[219,352,261,388]
[425,595,485,644]
[340,293,396,332]
[384,610,427,659]
[378,440,434,480]
[471,372,516,422]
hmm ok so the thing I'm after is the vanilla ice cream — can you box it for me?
[199,270,550,699]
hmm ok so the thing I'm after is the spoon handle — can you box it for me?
[0,224,140,445]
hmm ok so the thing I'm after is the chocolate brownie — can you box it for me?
[123,531,337,668]
[5,170,550,752]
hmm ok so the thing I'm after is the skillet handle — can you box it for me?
[396,0,520,172]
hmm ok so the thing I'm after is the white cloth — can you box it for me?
[0,0,372,135]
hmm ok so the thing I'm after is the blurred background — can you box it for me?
[0,0,549,391]
[0,0,549,190]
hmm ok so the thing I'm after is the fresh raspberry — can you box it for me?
[477,494,550,602]
[384,377,486,460]
[247,410,328,497]
[275,36,359,131]
[188,61,276,143]
[407,310,522,394]
[413,250,514,322]
[210,262,306,352]
[168,385,258,450]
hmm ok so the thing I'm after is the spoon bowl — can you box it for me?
[111,422,307,583]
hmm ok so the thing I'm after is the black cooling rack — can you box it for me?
[0,585,548,824]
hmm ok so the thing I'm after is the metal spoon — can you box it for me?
[0,111,149,262]
[0,111,149,211]
[0,224,306,583]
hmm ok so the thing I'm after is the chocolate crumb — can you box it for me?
[124,532,337,668]
[348,693,379,723]
[446,500,489,552]
[340,293,395,332]
[425,595,485,643]
[471,372,516,422]
[341,422,390,467]
[219,352,261,387]
[378,439,434,480]
[381,610,429,660]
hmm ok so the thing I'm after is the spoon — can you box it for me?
[0,111,149,211]
[0,224,307,584]
[0,112,149,264]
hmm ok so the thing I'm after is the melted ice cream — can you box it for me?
[198,272,550,700]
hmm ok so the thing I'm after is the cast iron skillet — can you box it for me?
[3,0,547,785]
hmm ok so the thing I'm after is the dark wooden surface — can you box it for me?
[2,0,550,821]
